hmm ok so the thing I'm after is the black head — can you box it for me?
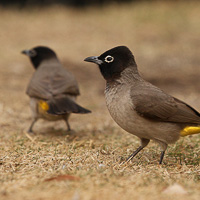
[22,46,57,69]
[84,46,137,81]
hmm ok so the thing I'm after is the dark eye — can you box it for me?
[29,50,37,57]
[105,55,114,63]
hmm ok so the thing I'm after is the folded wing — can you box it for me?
[131,83,200,124]
[26,62,80,99]
[47,96,91,115]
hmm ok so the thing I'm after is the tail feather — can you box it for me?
[45,97,91,115]
[180,126,200,136]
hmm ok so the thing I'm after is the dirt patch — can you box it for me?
[0,2,200,200]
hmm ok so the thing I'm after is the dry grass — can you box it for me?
[0,1,200,200]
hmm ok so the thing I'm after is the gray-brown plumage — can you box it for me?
[22,46,91,133]
[84,46,200,164]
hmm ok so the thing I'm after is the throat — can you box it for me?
[106,79,121,93]
[99,67,120,81]
[105,67,141,87]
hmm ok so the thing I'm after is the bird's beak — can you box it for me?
[84,56,103,65]
[21,49,37,57]
[21,49,30,55]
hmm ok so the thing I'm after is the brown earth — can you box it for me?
[0,1,199,200]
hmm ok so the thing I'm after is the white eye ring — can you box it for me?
[105,55,114,63]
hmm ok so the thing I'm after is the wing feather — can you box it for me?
[26,62,79,99]
[131,83,200,124]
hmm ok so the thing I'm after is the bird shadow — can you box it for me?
[29,127,90,142]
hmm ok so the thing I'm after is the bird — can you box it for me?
[84,46,200,164]
[22,46,91,134]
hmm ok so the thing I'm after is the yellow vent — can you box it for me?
[39,100,49,111]
[180,126,200,137]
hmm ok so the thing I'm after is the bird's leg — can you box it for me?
[126,146,143,161]
[28,118,37,134]
[157,141,167,164]
[126,138,150,162]
[159,151,165,164]
[65,120,71,132]
[64,114,71,132]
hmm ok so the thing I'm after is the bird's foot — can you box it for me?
[27,129,35,135]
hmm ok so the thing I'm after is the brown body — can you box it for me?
[23,46,90,133]
[84,46,200,164]
[105,68,183,151]
[26,58,79,126]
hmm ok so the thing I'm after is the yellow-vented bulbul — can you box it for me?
[85,46,200,164]
[22,46,91,133]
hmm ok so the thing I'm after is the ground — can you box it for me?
[0,1,200,200]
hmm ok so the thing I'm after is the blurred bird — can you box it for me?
[84,46,200,164]
[22,46,91,133]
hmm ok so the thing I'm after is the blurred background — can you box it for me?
[0,0,200,131]
[1,0,144,7]
[0,1,200,199]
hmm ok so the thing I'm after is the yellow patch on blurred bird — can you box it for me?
[38,100,63,121]
[180,126,200,136]
[39,100,49,111]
